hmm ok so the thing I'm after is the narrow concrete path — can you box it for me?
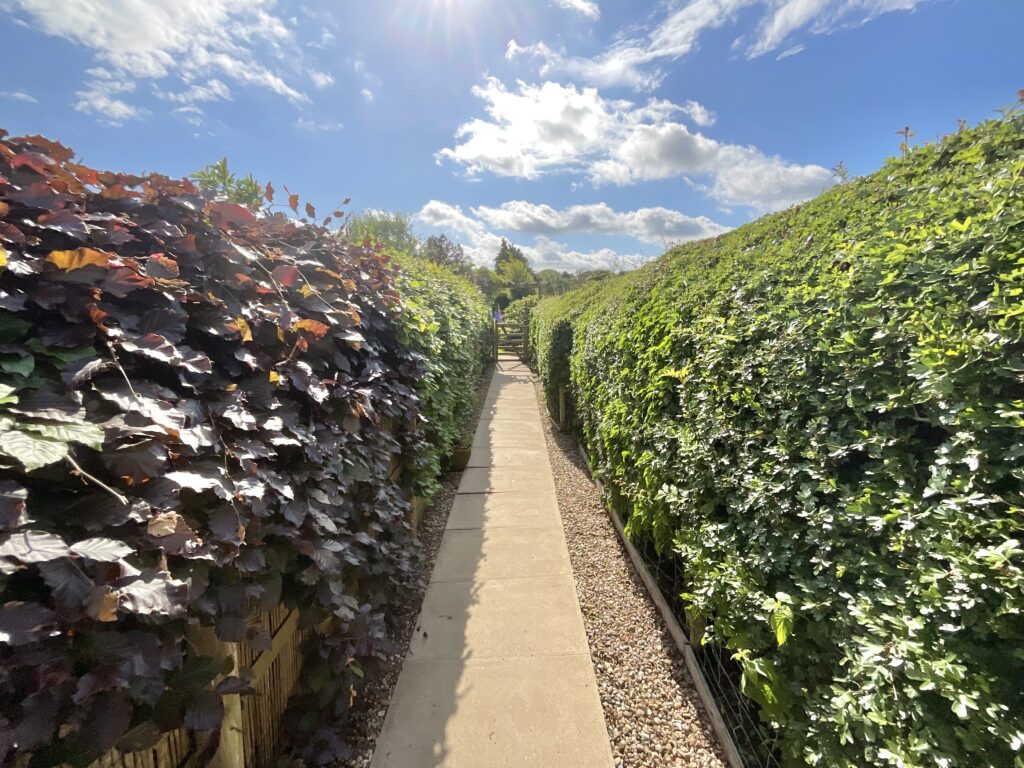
[370,357,614,768]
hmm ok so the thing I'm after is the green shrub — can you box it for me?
[394,255,491,497]
[503,294,537,326]
[530,280,616,421]
[531,112,1024,767]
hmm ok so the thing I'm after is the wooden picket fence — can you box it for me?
[87,728,202,768]
[70,448,427,768]
[79,604,308,768]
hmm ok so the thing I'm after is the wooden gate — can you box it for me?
[494,322,527,360]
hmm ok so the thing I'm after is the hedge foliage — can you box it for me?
[530,111,1024,767]
[394,254,490,497]
[0,131,486,765]
[529,280,611,419]
[503,294,538,327]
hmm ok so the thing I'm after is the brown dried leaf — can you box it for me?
[147,512,179,538]
[46,247,111,271]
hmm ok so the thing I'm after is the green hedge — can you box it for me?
[503,295,538,327]
[395,255,491,498]
[529,281,610,420]
[530,112,1024,767]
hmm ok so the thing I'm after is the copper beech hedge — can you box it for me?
[0,131,486,765]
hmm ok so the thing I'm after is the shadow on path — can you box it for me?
[369,357,613,768]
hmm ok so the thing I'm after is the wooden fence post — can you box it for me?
[558,386,568,432]
[187,627,244,768]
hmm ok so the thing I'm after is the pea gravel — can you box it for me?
[337,373,726,768]
[536,382,728,768]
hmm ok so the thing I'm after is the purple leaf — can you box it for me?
[0,530,69,563]
[0,481,28,530]
[70,537,134,562]
[184,690,224,731]
[0,601,58,646]
[39,558,93,615]
[116,571,188,618]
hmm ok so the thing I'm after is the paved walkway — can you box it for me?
[370,357,614,768]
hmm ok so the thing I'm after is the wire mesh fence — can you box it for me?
[631,536,784,768]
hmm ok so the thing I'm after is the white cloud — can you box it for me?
[510,0,930,90]
[555,0,600,20]
[295,117,344,132]
[187,48,307,104]
[172,105,204,126]
[708,144,835,210]
[438,78,833,212]
[155,79,232,104]
[415,199,721,271]
[681,99,716,126]
[472,201,728,244]
[0,90,39,103]
[74,78,147,123]
[507,39,661,91]
[529,236,643,271]
[437,78,649,180]
[312,29,335,48]
[6,0,311,119]
[776,43,806,60]
[309,69,334,89]
[739,0,928,59]
[346,54,381,104]
[416,200,486,238]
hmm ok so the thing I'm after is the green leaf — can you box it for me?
[28,342,95,366]
[738,653,788,717]
[0,428,69,471]
[0,314,31,343]
[769,593,794,646]
[0,355,34,377]
[0,383,17,405]
[22,420,104,450]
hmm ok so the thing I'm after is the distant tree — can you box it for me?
[472,266,503,303]
[497,256,537,302]
[489,238,537,302]
[422,234,471,274]
[346,210,420,255]
[582,269,615,282]
[495,238,530,270]
[190,158,263,208]
[536,268,570,296]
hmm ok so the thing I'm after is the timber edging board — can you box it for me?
[574,443,746,768]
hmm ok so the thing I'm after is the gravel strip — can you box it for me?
[536,382,728,768]
[338,472,459,768]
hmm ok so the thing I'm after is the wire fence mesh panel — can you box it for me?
[633,537,783,768]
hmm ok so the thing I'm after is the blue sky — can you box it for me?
[0,0,1020,270]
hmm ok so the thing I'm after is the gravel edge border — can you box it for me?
[537,381,729,768]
